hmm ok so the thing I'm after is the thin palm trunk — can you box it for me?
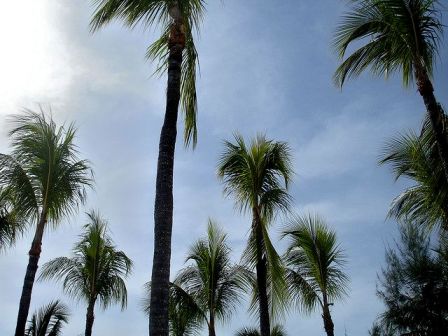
[253,208,270,336]
[85,298,96,336]
[15,214,46,336]
[149,14,185,336]
[415,66,448,181]
[208,311,216,336]
[322,294,334,336]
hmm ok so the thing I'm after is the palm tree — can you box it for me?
[282,214,349,336]
[0,187,26,251]
[217,134,293,336]
[334,0,448,179]
[235,325,287,336]
[144,220,247,336]
[89,2,206,334]
[174,220,247,336]
[25,300,69,336]
[380,117,448,231]
[38,211,133,336]
[0,109,93,336]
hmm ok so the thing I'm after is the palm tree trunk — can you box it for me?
[253,208,270,336]
[85,298,96,336]
[149,13,185,336]
[15,214,46,336]
[208,312,216,336]
[322,295,334,336]
[415,67,448,181]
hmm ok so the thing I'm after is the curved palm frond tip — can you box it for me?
[39,211,133,336]
[236,325,287,336]
[218,134,293,336]
[25,300,69,336]
[379,117,448,231]
[282,213,348,336]
[0,187,27,251]
[0,109,93,336]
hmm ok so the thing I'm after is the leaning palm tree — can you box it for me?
[144,220,248,336]
[282,214,348,336]
[217,134,293,336]
[334,0,448,179]
[235,325,286,336]
[90,2,206,334]
[0,109,93,336]
[38,211,133,336]
[0,187,26,251]
[380,117,448,231]
[25,300,69,336]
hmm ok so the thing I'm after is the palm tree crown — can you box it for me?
[334,0,443,87]
[25,301,69,336]
[39,211,133,336]
[90,0,205,146]
[282,214,348,336]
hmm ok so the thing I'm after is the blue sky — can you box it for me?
[1,1,448,335]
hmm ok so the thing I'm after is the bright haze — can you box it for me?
[1,1,447,335]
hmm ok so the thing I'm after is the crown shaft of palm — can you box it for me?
[334,0,448,180]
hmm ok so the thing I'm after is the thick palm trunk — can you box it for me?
[15,215,46,336]
[85,298,95,336]
[253,208,270,336]
[322,295,334,336]
[415,67,448,181]
[149,14,185,336]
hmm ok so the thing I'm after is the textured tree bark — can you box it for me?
[415,67,448,182]
[85,298,96,336]
[14,215,46,336]
[322,295,335,336]
[253,208,270,336]
[149,12,185,336]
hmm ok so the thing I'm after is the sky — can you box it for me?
[1,0,448,335]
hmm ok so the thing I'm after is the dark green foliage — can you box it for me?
[25,300,69,336]
[235,325,287,336]
[380,117,448,230]
[373,224,448,335]
[0,187,26,251]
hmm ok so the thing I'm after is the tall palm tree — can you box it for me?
[380,117,448,231]
[282,214,349,336]
[0,109,93,336]
[144,220,247,336]
[0,187,26,251]
[25,300,69,336]
[89,2,206,334]
[334,0,448,179]
[217,134,293,336]
[235,325,287,336]
[38,211,133,336]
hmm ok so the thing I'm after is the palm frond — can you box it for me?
[25,300,69,336]
[379,116,448,230]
